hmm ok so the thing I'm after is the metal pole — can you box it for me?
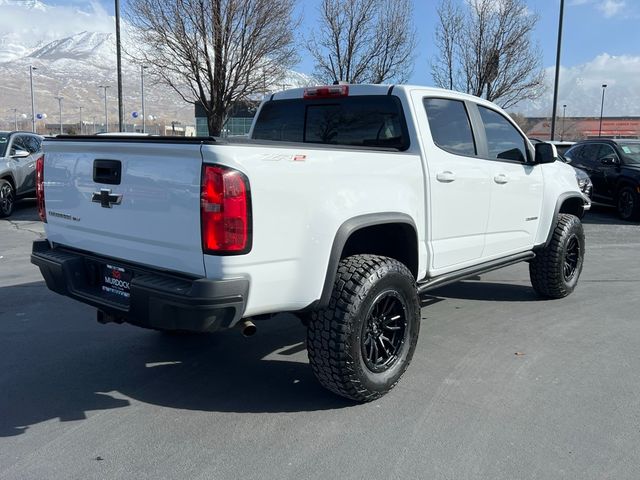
[141,65,147,134]
[115,0,124,132]
[54,96,63,135]
[79,106,83,135]
[561,104,566,142]
[550,0,564,141]
[599,84,607,137]
[12,108,18,131]
[29,66,37,132]
[99,86,110,132]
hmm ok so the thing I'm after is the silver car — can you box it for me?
[0,131,43,217]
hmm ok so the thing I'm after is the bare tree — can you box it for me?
[432,0,463,91]
[431,0,545,109]
[308,0,416,84]
[126,0,298,136]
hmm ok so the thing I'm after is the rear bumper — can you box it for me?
[31,239,249,332]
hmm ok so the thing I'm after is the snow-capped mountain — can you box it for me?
[0,0,314,130]
[0,0,114,63]
[30,32,114,63]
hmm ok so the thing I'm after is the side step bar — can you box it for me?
[417,251,535,294]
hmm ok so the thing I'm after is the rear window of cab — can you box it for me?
[252,96,410,151]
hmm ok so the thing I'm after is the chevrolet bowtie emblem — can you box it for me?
[92,189,123,208]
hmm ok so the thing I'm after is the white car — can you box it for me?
[32,84,589,401]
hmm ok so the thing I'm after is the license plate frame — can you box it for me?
[101,263,133,303]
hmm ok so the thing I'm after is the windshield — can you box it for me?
[0,133,8,157]
[619,143,640,164]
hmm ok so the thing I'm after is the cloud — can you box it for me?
[513,54,640,117]
[597,0,626,17]
[569,0,628,17]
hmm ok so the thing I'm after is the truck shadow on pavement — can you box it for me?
[582,206,637,226]
[0,282,352,437]
[428,280,539,302]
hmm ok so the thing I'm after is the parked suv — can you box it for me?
[564,139,640,220]
[0,131,43,217]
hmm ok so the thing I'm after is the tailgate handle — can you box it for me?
[93,159,122,185]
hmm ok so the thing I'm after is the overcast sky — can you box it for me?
[5,0,640,116]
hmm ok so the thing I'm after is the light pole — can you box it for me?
[11,108,18,131]
[550,0,565,141]
[54,95,63,135]
[561,104,567,142]
[99,85,110,132]
[79,106,83,135]
[29,65,37,132]
[141,65,147,133]
[598,84,607,137]
[115,0,124,132]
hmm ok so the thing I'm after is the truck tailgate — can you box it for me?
[43,139,205,276]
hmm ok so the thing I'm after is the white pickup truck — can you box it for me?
[32,84,589,401]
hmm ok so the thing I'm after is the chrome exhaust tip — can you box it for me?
[240,319,257,337]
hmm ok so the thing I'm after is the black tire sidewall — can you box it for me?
[348,268,420,393]
[560,224,585,291]
[0,180,14,218]
[617,186,638,221]
[530,214,585,299]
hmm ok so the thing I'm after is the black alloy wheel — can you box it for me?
[0,180,15,218]
[563,234,581,282]
[617,186,639,221]
[361,291,408,373]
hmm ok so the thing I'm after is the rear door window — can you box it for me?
[478,106,528,162]
[252,96,409,150]
[423,98,476,156]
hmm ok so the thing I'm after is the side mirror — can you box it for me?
[601,156,620,166]
[534,142,557,164]
[11,149,30,159]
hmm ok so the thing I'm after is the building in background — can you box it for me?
[527,117,640,141]
[194,100,260,137]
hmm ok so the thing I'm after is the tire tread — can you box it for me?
[307,254,418,402]
[529,213,584,299]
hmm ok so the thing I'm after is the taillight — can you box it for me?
[201,165,251,254]
[36,155,46,222]
[303,85,349,99]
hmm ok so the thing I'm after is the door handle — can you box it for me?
[494,174,509,184]
[436,171,456,183]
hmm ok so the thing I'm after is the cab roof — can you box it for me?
[268,83,505,112]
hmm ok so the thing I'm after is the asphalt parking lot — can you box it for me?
[1,200,639,480]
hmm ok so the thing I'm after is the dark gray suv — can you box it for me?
[0,131,44,218]
[565,139,640,220]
